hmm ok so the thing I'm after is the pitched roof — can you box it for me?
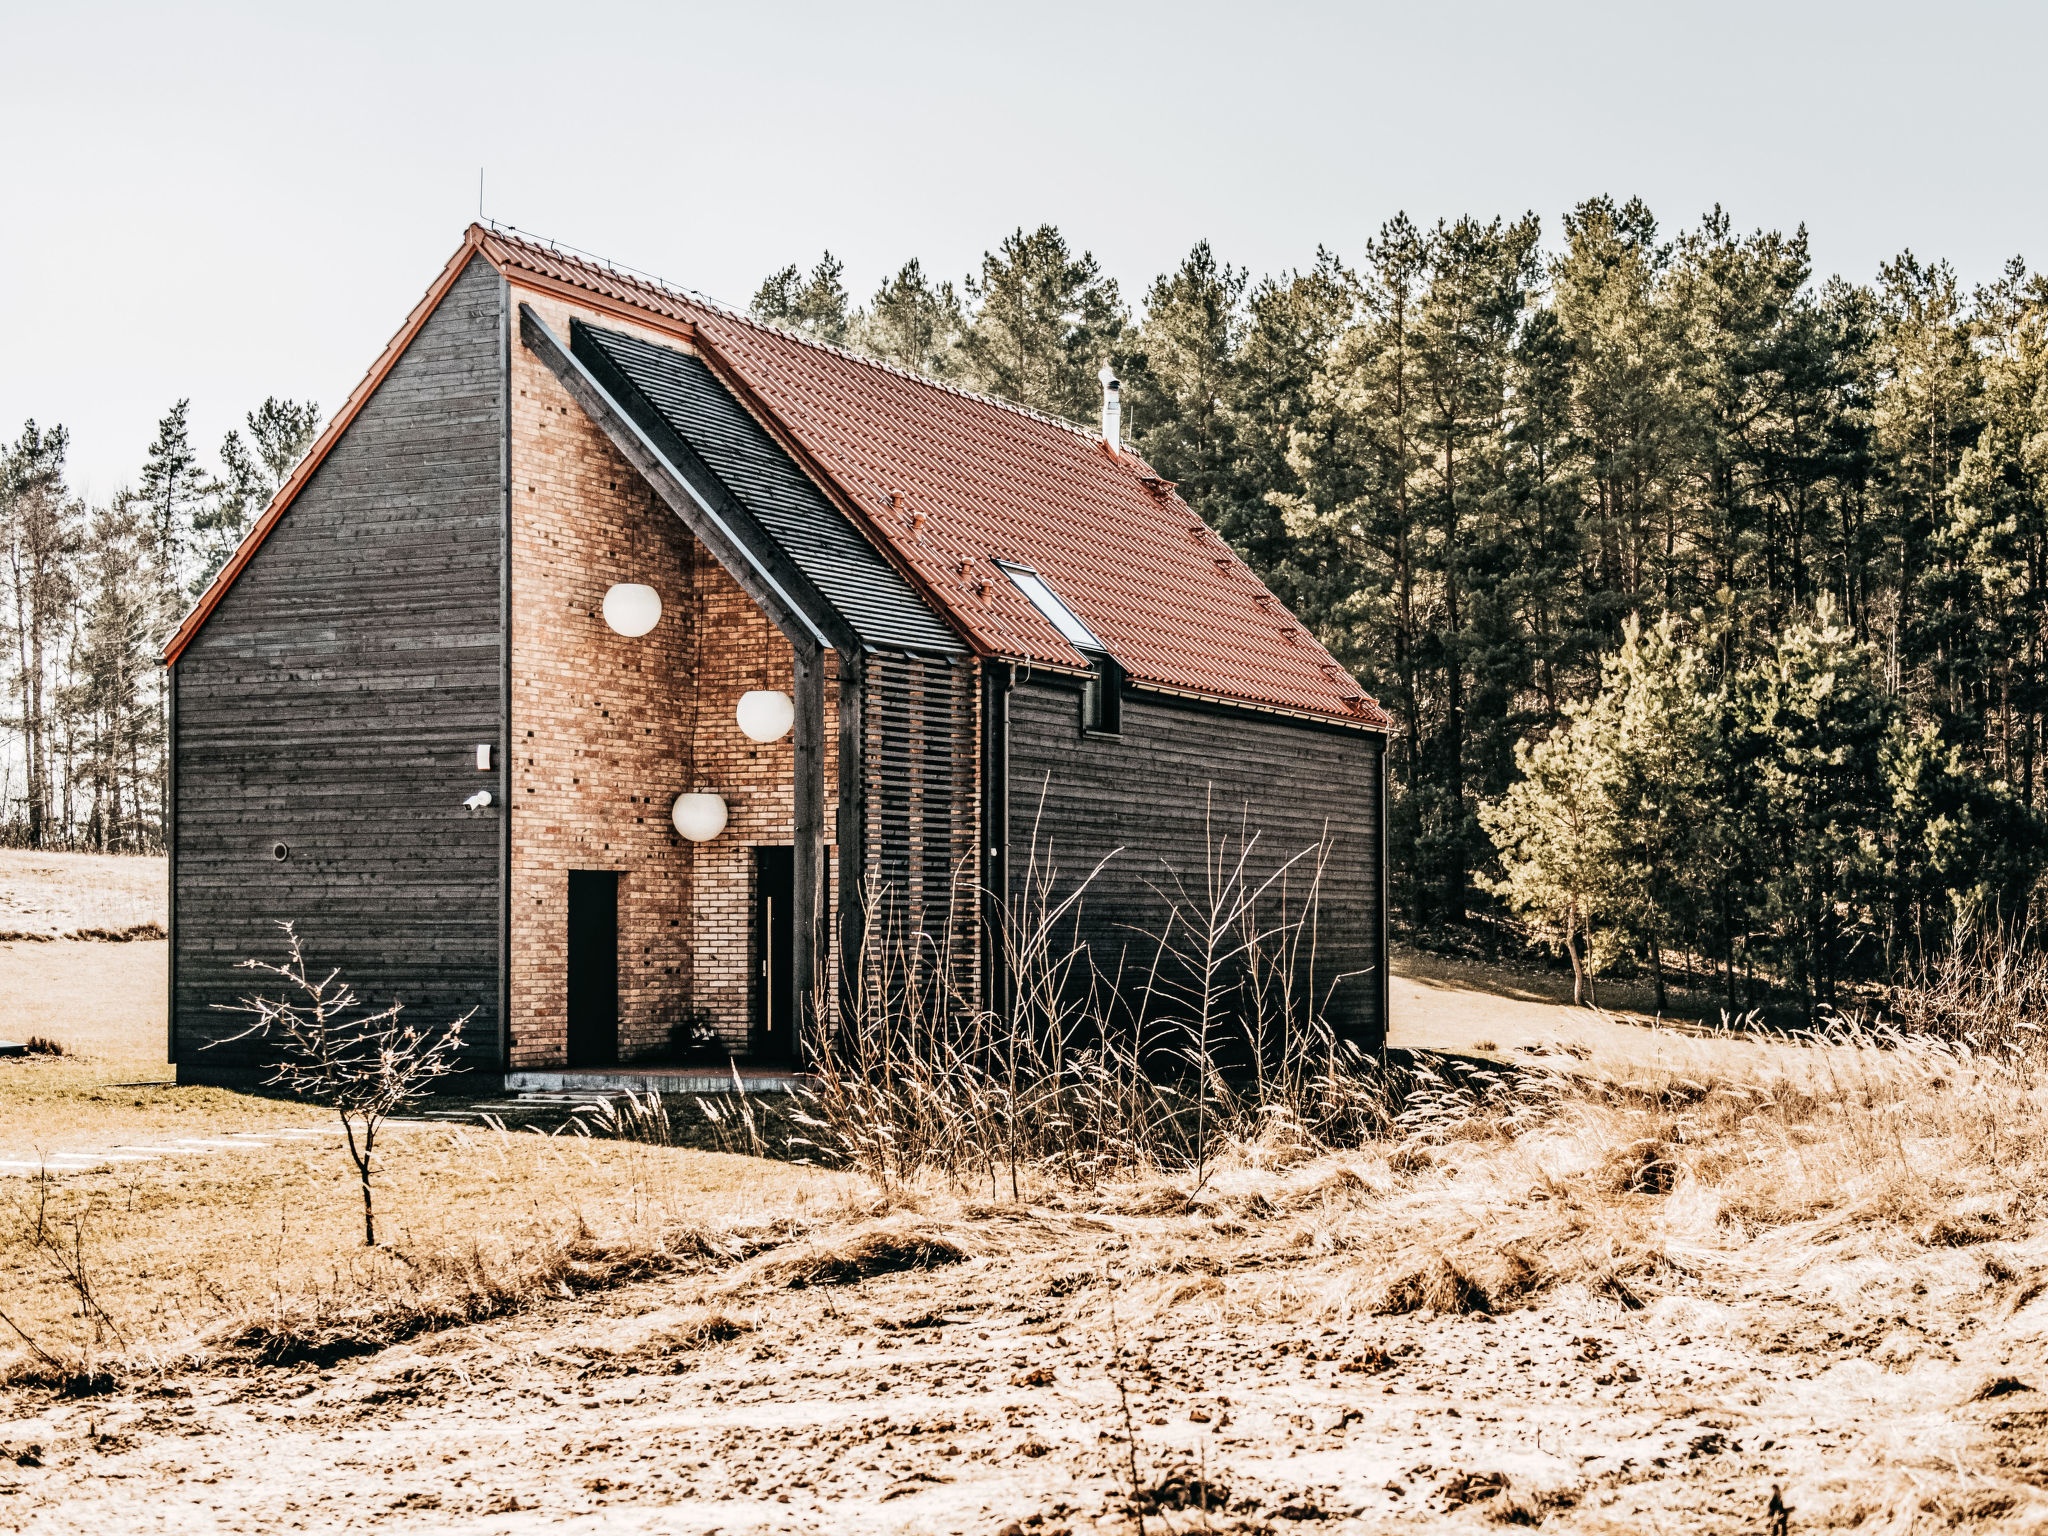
[169,225,1389,730]
[574,319,962,656]
[476,228,1386,729]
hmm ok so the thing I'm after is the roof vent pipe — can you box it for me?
[1099,365,1121,454]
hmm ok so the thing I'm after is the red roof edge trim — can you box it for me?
[480,228,1119,450]
[486,244,981,659]
[163,226,491,665]
[498,265,702,351]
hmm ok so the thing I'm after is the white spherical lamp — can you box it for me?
[671,791,728,842]
[735,689,795,743]
[601,583,662,637]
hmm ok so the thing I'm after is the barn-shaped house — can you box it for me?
[165,225,1390,1086]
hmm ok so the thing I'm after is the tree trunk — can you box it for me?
[1441,425,1465,924]
[1650,931,1666,1015]
[342,1114,377,1246]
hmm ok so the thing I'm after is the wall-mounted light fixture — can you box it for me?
[735,689,794,743]
[672,791,728,842]
[601,583,662,637]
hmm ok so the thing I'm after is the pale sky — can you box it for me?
[7,0,2046,501]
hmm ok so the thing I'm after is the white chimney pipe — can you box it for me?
[1099,365,1121,453]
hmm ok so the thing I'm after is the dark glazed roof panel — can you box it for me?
[573,321,961,656]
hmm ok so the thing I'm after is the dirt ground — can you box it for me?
[3,1153,2042,1536]
[3,854,2043,1534]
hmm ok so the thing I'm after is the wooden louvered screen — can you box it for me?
[858,654,981,1007]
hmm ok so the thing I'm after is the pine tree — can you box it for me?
[1276,227,1420,901]
[1,421,82,848]
[191,397,321,595]
[137,400,207,622]
[1124,241,1246,515]
[1872,253,1981,727]
[850,260,967,378]
[751,253,852,344]
[1942,258,2048,795]
[1225,247,1356,597]
[961,226,1125,420]
[1408,213,1543,923]
[1481,616,1713,1009]
[66,493,160,849]
[1727,602,1891,1013]
[1550,196,1680,623]
[1478,704,1618,1005]
[1595,617,1717,1013]
[1667,210,1816,621]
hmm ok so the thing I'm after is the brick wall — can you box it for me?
[508,290,836,1066]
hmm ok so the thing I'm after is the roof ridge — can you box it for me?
[480,224,1115,447]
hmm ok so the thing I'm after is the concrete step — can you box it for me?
[503,1069,802,1095]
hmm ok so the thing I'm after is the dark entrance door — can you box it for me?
[566,869,619,1068]
[753,846,794,1068]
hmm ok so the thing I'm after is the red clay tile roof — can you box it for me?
[174,224,1386,729]
[478,230,1387,729]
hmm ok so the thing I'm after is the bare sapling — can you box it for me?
[211,921,472,1245]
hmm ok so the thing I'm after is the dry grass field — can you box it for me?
[2,851,2045,1534]
[0,849,162,940]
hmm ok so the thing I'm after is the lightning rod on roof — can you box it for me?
[1099,364,1121,454]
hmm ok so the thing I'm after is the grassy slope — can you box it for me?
[4,1048,2043,1533]
[0,849,163,938]
[5,850,2046,1531]
[0,939,318,1152]
[0,845,306,1153]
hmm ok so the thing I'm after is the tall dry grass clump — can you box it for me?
[1883,923,2048,1056]
[791,820,1453,1195]
[786,813,2048,1289]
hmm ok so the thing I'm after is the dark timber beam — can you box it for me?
[792,647,826,1065]
[835,649,866,1026]
[165,663,178,1065]
[518,304,839,654]
[568,318,871,659]
[980,660,1012,1021]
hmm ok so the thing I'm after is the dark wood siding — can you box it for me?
[171,255,506,1081]
[1005,679,1384,1048]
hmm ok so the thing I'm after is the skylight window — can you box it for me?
[995,563,1105,654]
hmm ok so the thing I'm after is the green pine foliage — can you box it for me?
[191,397,321,596]
[750,253,853,345]
[2,394,317,848]
[757,202,2048,1002]
[960,226,1124,420]
[850,260,968,379]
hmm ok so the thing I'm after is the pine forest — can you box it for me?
[10,197,2048,1013]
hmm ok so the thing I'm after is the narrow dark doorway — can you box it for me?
[566,869,619,1068]
[753,846,794,1068]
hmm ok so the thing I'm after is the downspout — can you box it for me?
[835,649,866,1041]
